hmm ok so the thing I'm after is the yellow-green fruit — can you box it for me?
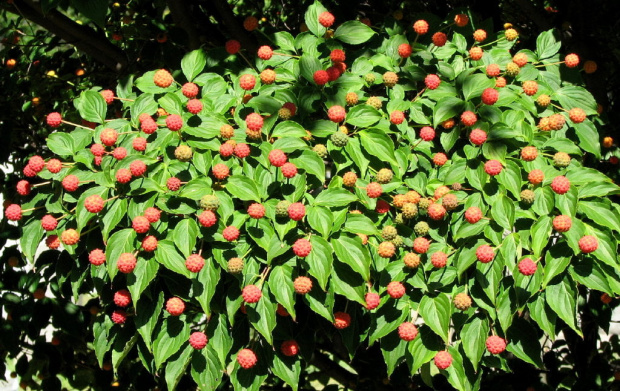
[391,235,405,248]
[200,195,220,211]
[414,221,429,236]
[536,94,551,107]
[553,152,571,167]
[506,62,520,76]
[346,92,359,106]
[278,107,292,120]
[402,203,418,219]
[275,200,291,217]
[175,145,193,162]
[453,293,472,310]
[220,124,235,138]
[376,168,394,184]
[418,198,431,210]
[394,213,405,225]
[520,189,535,204]
[366,96,382,109]
[227,257,244,274]
[313,144,328,158]
[331,131,349,147]
[381,225,398,240]
[382,71,399,87]
[364,73,376,83]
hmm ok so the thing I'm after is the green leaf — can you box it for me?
[299,53,322,84]
[490,195,515,231]
[173,219,199,258]
[369,301,408,344]
[578,201,620,233]
[334,21,376,45]
[344,213,379,235]
[460,315,489,372]
[21,218,44,263]
[528,293,556,337]
[314,188,357,207]
[269,265,297,319]
[546,275,581,336]
[307,206,333,237]
[226,176,262,202]
[463,73,495,101]
[194,259,219,317]
[165,344,193,391]
[408,325,443,374]
[272,351,301,391]
[128,259,159,309]
[380,333,407,376]
[290,150,326,181]
[131,93,158,123]
[112,330,137,371]
[530,216,552,257]
[506,318,544,368]
[47,133,74,157]
[443,159,467,185]
[418,294,451,342]
[433,97,465,127]
[271,121,308,138]
[536,29,561,60]
[78,90,107,123]
[360,129,397,165]
[573,121,601,158]
[135,290,164,350]
[331,235,371,282]
[497,160,522,199]
[247,284,277,344]
[155,240,191,278]
[303,1,327,38]
[181,49,207,81]
[307,236,333,290]
[106,229,137,279]
[158,93,183,116]
[153,317,190,370]
[102,198,127,241]
[346,105,382,127]
[191,345,224,390]
[555,86,598,115]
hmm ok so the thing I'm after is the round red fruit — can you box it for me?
[293,276,312,294]
[578,235,598,253]
[387,281,405,299]
[476,244,495,263]
[327,105,346,123]
[551,176,570,194]
[486,335,507,354]
[62,175,80,192]
[186,254,205,273]
[469,128,487,145]
[484,160,503,176]
[114,290,131,307]
[481,88,499,105]
[222,226,240,241]
[189,332,208,349]
[293,238,312,257]
[281,340,299,357]
[166,297,186,316]
[425,74,441,90]
[242,284,262,303]
[318,11,335,27]
[518,258,537,276]
[46,112,62,127]
[288,202,306,221]
[398,322,418,341]
[89,249,106,266]
[117,253,137,273]
[334,311,351,329]
[237,349,258,369]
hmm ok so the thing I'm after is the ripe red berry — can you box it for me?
[166,297,186,316]
[257,45,273,60]
[428,203,447,220]
[117,253,137,273]
[518,258,537,276]
[420,126,435,141]
[46,235,61,249]
[486,335,507,354]
[413,237,430,254]
[247,203,265,219]
[100,128,118,146]
[288,202,306,221]
[239,74,256,91]
[62,175,80,192]
[578,235,598,253]
[375,200,390,214]
[476,244,495,263]
[144,207,161,223]
[167,177,181,191]
[569,108,586,123]
[366,182,382,198]
[293,238,312,257]
[141,118,158,134]
[434,351,453,370]
[390,110,405,125]
[212,163,230,180]
[89,249,106,266]
[433,152,448,166]
[528,169,544,185]
[182,82,199,98]
[365,292,380,310]
[111,309,127,324]
[237,349,258,369]
[142,235,158,252]
[522,80,538,96]
[16,180,31,196]
[269,149,288,167]
[333,311,351,329]
[413,20,429,34]
[552,215,572,232]
[187,99,203,114]
[431,251,448,268]
[484,160,503,176]
[116,169,132,184]
[486,64,500,77]
[153,69,173,87]
[114,289,131,307]
[28,155,45,173]
[327,105,346,123]
[465,207,483,223]
[242,284,262,303]
[551,176,570,194]
[398,43,412,58]
[233,143,250,159]
[132,216,150,234]
[398,322,419,341]
[469,46,483,60]
[280,162,298,178]
[46,112,62,127]
[330,49,346,63]
[460,111,477,126]
[198,210,217,228]
[225,40,241,55]
[473,29,487,42]
[521,146,538,161]
[481,88,499,105]
[84,195,104,213]
[222,225,240,241]
[189,332,208,349]
[5,204,22,221]
[432,32,447,46]
[166,114,183,131]
[565,53,580,68]
[281,340,300,357]
[186,254,205,273]
[469,128,487,145]
[387,281,405,299]
[294,276,313,294]
[101,89,115,104]
[220,143,234,157]
[46,158,62,173]
[246,113,264,131]
[318,11,335,27]
[424,74,441,90]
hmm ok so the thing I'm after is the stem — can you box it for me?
[113,97,134,102]
[61,120,94,130]
[32,181,50,188]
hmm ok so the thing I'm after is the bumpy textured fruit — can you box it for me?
[132,216,150,234]
[46,158,62,173]
[28,155,45,172]
[133,137,147,151]
[278,107,292,120]
[505,28,518,40]
[117,253,137,273]
[454,293,472,310]
[189,332,208,349]
[518,258,537,276]
[237,349,258,369]
[528,169,544,185]
[378,241,396,258]
[579,235,598,253]
[434,351,453,370]
[513,52,528,67]
[410,221,428,237]
[434,185,450,199]
[273,200,290,218]
[313,144,328,159]
[476,245,495,263]
[551,176,570,194]
[403,252,421,268]
[268,149,287,167]
[89,249,106,266]
[553,152,571,167]
[227,257,244,274]
[281,340,300,357]
[520,189,535,204]
[366,182,382,198]
[469,128,487,145]
[329,131,349,148]
[521,146,538,161]
[419,198,431,210]
[345,92,359,105]
[5,204,22,221]
[473,29,487,42]
[166,297,185,316]
[387,281,405,298]
[174,145,193,162]
[461,111,477,126]
[469,46,483,60]
[486,336,507,354]
[536,94,551,107]
[454,13,469,27]
[281,162,298,178]
[182,82,199,98]
[398,322,418,341]
[246,113,264,131]
[376,168,394,184]
[220,124,235,139]
[484,160,503,176]
[442,194,459,211]
[47,112,62,127]
[522,80,538,96]
[116,169,132,184]
[141,118,158,134]
[40,215,57,231]
[185,254,205,272]
[153,69,173,87]
[242,285,262,303]
[433,152,448,166]
[294,276,313,294]
[569,107,586,123]
[420,126,435,141]
[288,202,305,221]
[61,175,80,192]
[314,70,329,85]
[432,32,447,46]
[327,105,346,123]
[565,53,580,68]
[343,171,357,187]
[333,312,351,329]
[222,226,240,241]
[428,203,447,220]
[465,207,483,224]
[382,71,398,87]
[293,238,312,257]
[413,20,429,34]
[130,160,147,177]
[46,235,61,249]
[16,180,31,196]
[142,235,158,252]
[390,110,405,125]
[504,62,519,77]
[481,88,499,105]
[318,11,335,27]
[257,45,273,60]
[187,99,203,114]
[364,73,376,83]
[166,114,183,131]
[84,195,104,213]
[486,64,501,77]
[167,177,181,191]
[398,43,412,58]
[365,292,380,310]
[247,203,265,219]
[61,228,80,245]
[402,203,418,219]
[143,207,161,223]
[111,310,127,324]
[239,74,256,90]
[431,251,448,268]
[212,163,230,180]
[113,289,131,307]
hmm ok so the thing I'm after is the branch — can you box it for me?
[7,0,128,71]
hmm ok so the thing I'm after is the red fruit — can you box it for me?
[166,297,186,316]
[326,65,341,81]
[431,251,448,268]
[281,340,300,357]
[46,112,62,127]
[222,226,240,241]
[46,158,62,173]
[293,238,312,257]
[100,128,118,146]
[390,110,405,125]
[476,244,495,263]
[113,147,127,160]
[89,249,106,266]
[387,281,405,299]
[518,258,537,276]
[281,162,298,178]
[481,88,499,105]
[114,290,131,307]
[366,182,383,198]
[198,210,217,227]
[182,82,199,98]
[294,276,313,294]
[413,20,429,34]
[132,216,150,234]
[496,77,507,88]
[91,144,106,158]
[234,143,250,159]
[460,111,477,126]
[167,177,181,191]
[433,152,448,166]
[398,322,419,341]
[142,235,158,252]
[425,74,441,90]
[153,69,173,88]
[220,143,234,157]
[413,237,430,254]
[141,118,158,134]
[116,169,132,184]
[117,253,137,273]
[28,156,45,173]
[486,64,501,77]
[569,108,586,123]
[398,43,412,58]
[130,160,147,177]
[432,32,447,47]
[318,11,335,28]
[212,163,230,180]
[84,194,105,213]
[469,46,483,60]
[551,176,570,194]
[257,45,273,60]
[189,332,208,349]
[553,215,572,232]
[16,180,31,196]
[46,235,61,249]
[277,304,290,317]
[237,349,258,369]
[314,70,329,85]
[565,53,580,68]
[420,126,435,141]
[186,254,205,273]
[455,13,469,27]
[579,235,598,253]
[522,80,538,96]
[144,207,161,223]
[521,146,538,161]
[166,114,183,131]
[283,102,297,116]
[239,74,256,91]
[473,29,487,42]
[428,203,447,220]
[268,149,288,167]
[434,351,453,369]
[111,310,127,324]
[101,89,115,104]
[333,311,351,329]
[288,202,306,221]
[225,40,241,55]
[528,169,544,185]
[484,160,503,176]
[5,204,21,221]
[465,207,483,223]
[327,105,346,123]
[469,128,487,145]
[246,113,264,131]
[187,99,203,115]
[486,336,507,354]
[62,175,80,192]
[330,49,346,63]
[247,203,265,219]
[242,284,262,303]
[375,200,390,214]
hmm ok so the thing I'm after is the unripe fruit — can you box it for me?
[220,124,235,139]
[553,152,571,168]
[364,73,376,83]
[476,245,495,263]
[453,293,472,310]
[403,252,421,268]
[186,254,205,273]
[434,351,453,369]
[345,92,358,106]
[505,28,518,41]
[568,107,586,123]
[174,145,193,162]
[528,169,544,185]
[522,80,538,96]
[536,94,551,107]
[294,276,313,294]
[376,168,394,184]
[114,290,131,307]
[342,171,358,187]
[365,292,380,310]
[387,281,405,299]
[486,336,507,354]
[402,203,418,219]
[366,96,382,109]
[153,69,173,88]
[398,322,419,341]
[278,107,292,120]
[166,297,186,316]
[578,235,598,253]
[432,32,447,46]
[142,235,158,252]
[551,176,570,194]
[330,131,348,147]
[465,207,483,223]
[237,348,258,369]
[413,20,429,34]
[61,228,80,245]
[275,200,292,217]
[378,241,396,258]
[89,249,106,266]
[117,253,137,273]
[189,332,208,349]
[518,258,537,276]
[382,225,398,240]
[242,284,262,303]
[366,182,383,198]
[520,189,535,204]
[313,144,328,158]
[383,71,398,87]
